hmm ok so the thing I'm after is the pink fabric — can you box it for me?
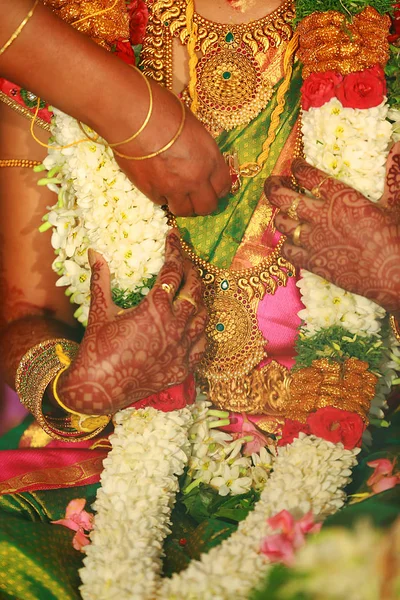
[0,447,108,494]
[257,274,303,369]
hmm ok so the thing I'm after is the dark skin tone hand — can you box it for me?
[57,231,207,415]
[264,142,400,315]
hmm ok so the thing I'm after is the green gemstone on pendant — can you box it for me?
[222,71,231,80]
[216,323,225,332]
[164,20,169,26]
[220,279,229,291]
[225,31,234,43]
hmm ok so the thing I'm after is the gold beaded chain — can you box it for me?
[0,159,41,168]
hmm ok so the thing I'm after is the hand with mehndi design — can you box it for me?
[264,142,400,314]
[56,230,207,415]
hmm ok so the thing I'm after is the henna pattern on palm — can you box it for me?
[58,231,206,414]
[265,143,400,313]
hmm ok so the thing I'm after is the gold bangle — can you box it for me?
[15,339,108,441]
[78,69,153,149]
[112,98,186,161]
[0,158,41,168]
[390,315,400,344]
[52,367,112,433]
[0,0,40,58]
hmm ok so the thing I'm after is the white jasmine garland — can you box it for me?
[79,404,359,600]
[302,97,392,201]
[159,434,359,599]
[79,406,194,600]
[41,109,168,325]
[186,400,273,496]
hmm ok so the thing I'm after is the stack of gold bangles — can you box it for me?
[15,339,111,441]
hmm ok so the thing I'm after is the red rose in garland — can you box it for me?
[128,0,149,46]
[301,71,343,110]
[306,407,365,450]
[114,40,136,66]
[278,419,310,446]
[335,65,387,109]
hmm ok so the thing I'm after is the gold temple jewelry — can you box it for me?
[52,367,112,433]
[112,98,186,160]
[0,0,39,57]
[287,196,301,220]
[144,0,294,134]
[185,0,199,114]
[311,175,333,199]
[175,292,197,311]
[15,339,107,441]
[390,315,400,344]
[71,0,120,27]
[292,223,303,246]
[0,159,41,168]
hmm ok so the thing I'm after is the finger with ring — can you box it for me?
[311,175,333,199]
[292,223,303,247]
[286,196,301,220]
[161,282,174,295]
[175,292,198,312]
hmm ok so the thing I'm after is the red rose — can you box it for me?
[278,419,310,446]
[301,71,343,111]
[307,407,365,450]
[335,65,387,109]
[388,3,400,43]
[114,40,136,66]
[132,374,196,412]
[128,0,149,46]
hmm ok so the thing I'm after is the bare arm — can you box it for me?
[0,0,231,215]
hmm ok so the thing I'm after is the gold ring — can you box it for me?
[287,196,301,220]
[292,223,303,247]
[311,175,333,199]
[161,282,174,295]
[175,292,197,311]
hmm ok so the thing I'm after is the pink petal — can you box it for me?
[65,498,87,519]
[372,476,400,494]
[72,529,91,552]
[260,532,295,566]
[297,512,322,535]
[51,518,80,532]
[267,510,295,535]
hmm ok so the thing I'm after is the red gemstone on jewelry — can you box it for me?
[179,538,187,546]
[11,88,18,96]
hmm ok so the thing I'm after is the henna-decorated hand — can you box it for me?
[57,231,207,415]
[264,142,400,313]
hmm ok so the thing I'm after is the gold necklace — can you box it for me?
[142,0,295,133]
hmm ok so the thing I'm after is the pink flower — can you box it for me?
[233,415,270,455]
[367,458,400,494]
[52,498,94,552]
[260,532,296,566]
[261,510,321,565]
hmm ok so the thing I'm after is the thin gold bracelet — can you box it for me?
[78,68,154,149]
[0,158,41,168]
[112,98,186,161]
[0,0,40,58]
[390,315,400,344]
[52,367,112,433]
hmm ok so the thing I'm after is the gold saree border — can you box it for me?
[0,91,50,132]
[0,455,104,495]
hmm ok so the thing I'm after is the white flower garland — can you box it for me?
[79,406,193,600]
[80,402,359,600]
[41,109,168,325]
